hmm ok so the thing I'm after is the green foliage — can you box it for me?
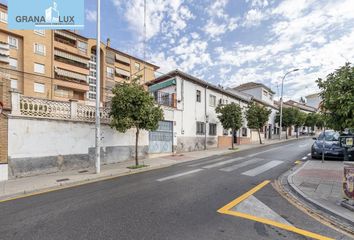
[110,81,164,165]
[275,107,296,128]
[216,102,243,131]
[293,109,307,128]
[245,102,271,144]
[110,82,164,132]
[317,63,354,130]
[304,112,317,128]
[245,102,271,129]
[216,103,242,148]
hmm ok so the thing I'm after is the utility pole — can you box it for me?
[95,0,101,174]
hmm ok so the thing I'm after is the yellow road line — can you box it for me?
[217,180,270,213]
[217,180,334,240]
[295,160,302,165]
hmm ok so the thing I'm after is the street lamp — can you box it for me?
[279,69,299,140]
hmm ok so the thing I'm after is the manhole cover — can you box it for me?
[299,182,318,189]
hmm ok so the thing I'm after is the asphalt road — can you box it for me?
[0,138,351,240]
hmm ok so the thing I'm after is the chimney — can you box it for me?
[107,38,111,47]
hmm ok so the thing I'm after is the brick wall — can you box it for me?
[0,77,10,164]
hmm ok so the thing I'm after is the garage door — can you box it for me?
[149,121,173,153]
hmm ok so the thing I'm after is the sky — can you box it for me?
[3,0,354,101]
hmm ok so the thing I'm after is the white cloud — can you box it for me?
[85,10,97,22]
[242,9,266,27]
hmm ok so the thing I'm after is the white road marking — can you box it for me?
[298,144,307,147]
[242,160,283,176]
[302,156,307,160]
[307,153,311,156]
[202,157,245,169]
[220,158,265,172]
[247,146,284,157]
[157,169,203,182]
[188,156,226,167]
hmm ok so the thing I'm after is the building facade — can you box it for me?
[305,93,322,110]
[233,82,279,141]
[0,3,158,106]
[147,70,252,153]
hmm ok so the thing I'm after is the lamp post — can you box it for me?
[95,0,101,174]
[279,69,299,140]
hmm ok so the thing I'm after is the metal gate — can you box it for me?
[149,121,173,153]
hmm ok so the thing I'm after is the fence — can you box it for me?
[11,92,110,123]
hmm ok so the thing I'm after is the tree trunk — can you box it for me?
[258,128,262,144]
[231,129,235,149]
[135,128,139,166]
[285,127,288,139]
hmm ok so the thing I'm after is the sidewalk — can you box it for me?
[288,160,354,225]
[0,137,305,201]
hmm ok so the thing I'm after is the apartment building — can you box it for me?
[0,3,159,106]
[146,70,252,153]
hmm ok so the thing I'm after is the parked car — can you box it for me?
[311,131,354,160]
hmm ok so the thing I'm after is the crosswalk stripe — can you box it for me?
[202,157,245,169]
[157,169,203,182]
[188,156,226,167]
[247,146,283,157]
[242,160,283,176]
[220,158,264,172]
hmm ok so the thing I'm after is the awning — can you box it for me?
[55,68,88,82]
[54,30,77,41]
[54,49,89,66]
[115,68,130,77]
[116,54,130,64]
[149,78,176,92]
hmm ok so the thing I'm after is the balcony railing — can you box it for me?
[153,91,177,108]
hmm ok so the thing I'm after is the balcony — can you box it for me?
[54,68,89,86]
[0,41,10,63]
[153,91,177,108]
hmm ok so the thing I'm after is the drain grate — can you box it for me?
[299,182,318,189]
[56,178,70,182]
[78,170,89,174]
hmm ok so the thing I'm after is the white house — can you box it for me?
[147,70,252,153]
[232,82,279,141]
[306,93,322,110]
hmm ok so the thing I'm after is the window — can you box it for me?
[34,43,46,55]
[89,93,96,100]
[106,67,114,78]
[209,94,216,107]
[34,83,45,93]
[8,36,18,49]
[89,78,96,85]
[196,121,205,135]
[9,58,17,68]
[135,62,140,71]
[0,11,7,23]
[263,90,268,97]
[196,90,201,102]
[77,41,88,53]
[242,127,247,137]
[209,123,217,136]
[10,79,18,89]
[34,63,45,74]
[90,70,97,78]
[223,128,229,136]
[89,86,96,92]
[34,29,45,36]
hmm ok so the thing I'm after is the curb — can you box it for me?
[0,162,175,202]
[287,162,354,226]
[0,136,310,203]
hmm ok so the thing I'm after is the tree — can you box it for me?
[276,108,296,139]
[245,102,271,144]
[110,81,164,166]
[216,102,242,149]
[304,112,317,133]
[293,109,306,138]
[317,63,354,131]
